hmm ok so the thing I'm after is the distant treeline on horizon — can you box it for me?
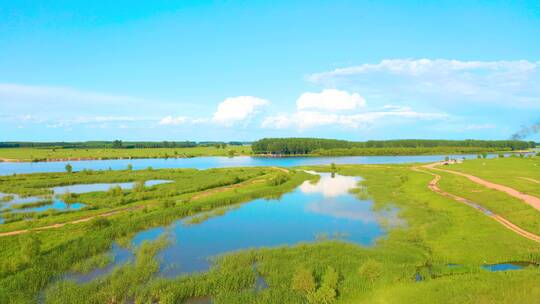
[251,138,536,155]
[0,140,248,149]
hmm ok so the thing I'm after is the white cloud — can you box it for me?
[307,59,540,108]
[465,123,496,130]
[212,96,269,125]
[41,116,154,128]
[158,116,210,126]
[297,89,366,111]
[0,83,144,110]
[159,116,188,125]
[262,106,447,130]
[308,59,538,81]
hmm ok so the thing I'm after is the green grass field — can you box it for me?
[0,158,539,303]
[0,145,253,162]
[447,156,540,197]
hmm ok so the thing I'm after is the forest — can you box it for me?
[251,138,536,155]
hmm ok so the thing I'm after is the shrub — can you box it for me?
[358,259,383,284]
[267,173,290,186]
[133,181,146,192]
[90,217,111,229]
[292,267,316,296]
[108,185,123,196]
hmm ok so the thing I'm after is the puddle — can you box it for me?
[482,262,537,272]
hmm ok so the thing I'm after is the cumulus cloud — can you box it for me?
[297,89,366,111]
[261,87,446,130]
[307,59,540,108]
[212,96,269,125]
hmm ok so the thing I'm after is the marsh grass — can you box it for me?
[70,252,113,274]
[9,200,54,210]
[1,162,539,303]
[0,168,310,304]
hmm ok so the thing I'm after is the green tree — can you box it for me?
[65,163,73,173]
[112,140,123,148]
[127,164,133,171]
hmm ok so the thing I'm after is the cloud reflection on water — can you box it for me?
[299,173,359,197]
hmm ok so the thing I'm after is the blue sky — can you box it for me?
[1,0,539,141]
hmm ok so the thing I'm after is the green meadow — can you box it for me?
[0,158,539,303]
[0,145,252,162]
[448,156,540,197]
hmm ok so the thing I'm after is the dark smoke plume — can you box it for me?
[511,121,540,140]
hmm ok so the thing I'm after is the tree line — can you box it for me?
[0,141,247,149]
[252,138,535,155]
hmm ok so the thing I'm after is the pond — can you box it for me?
[0,180,172,223]
[0,153,507,175]
[482,262,537,272]
[70,172,401,280]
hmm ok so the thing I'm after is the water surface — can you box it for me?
[0,154,506,175]
[482,262,537,272]
[82,172,399,279]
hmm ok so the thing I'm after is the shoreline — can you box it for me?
[0,150,532,163]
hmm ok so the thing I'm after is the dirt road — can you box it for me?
[424,162,540,211]
[412,165,540,243]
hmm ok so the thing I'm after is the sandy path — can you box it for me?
[412,166,540,243]
[0,157,20,162]
[0,206,143,237]
[425,163,540,212]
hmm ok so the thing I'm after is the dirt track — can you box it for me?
[425,163,540,212]
[413,165,540,243]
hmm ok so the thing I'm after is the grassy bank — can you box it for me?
[0,145,252,162]
[1,159,536,303]
[0,167,311,303]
